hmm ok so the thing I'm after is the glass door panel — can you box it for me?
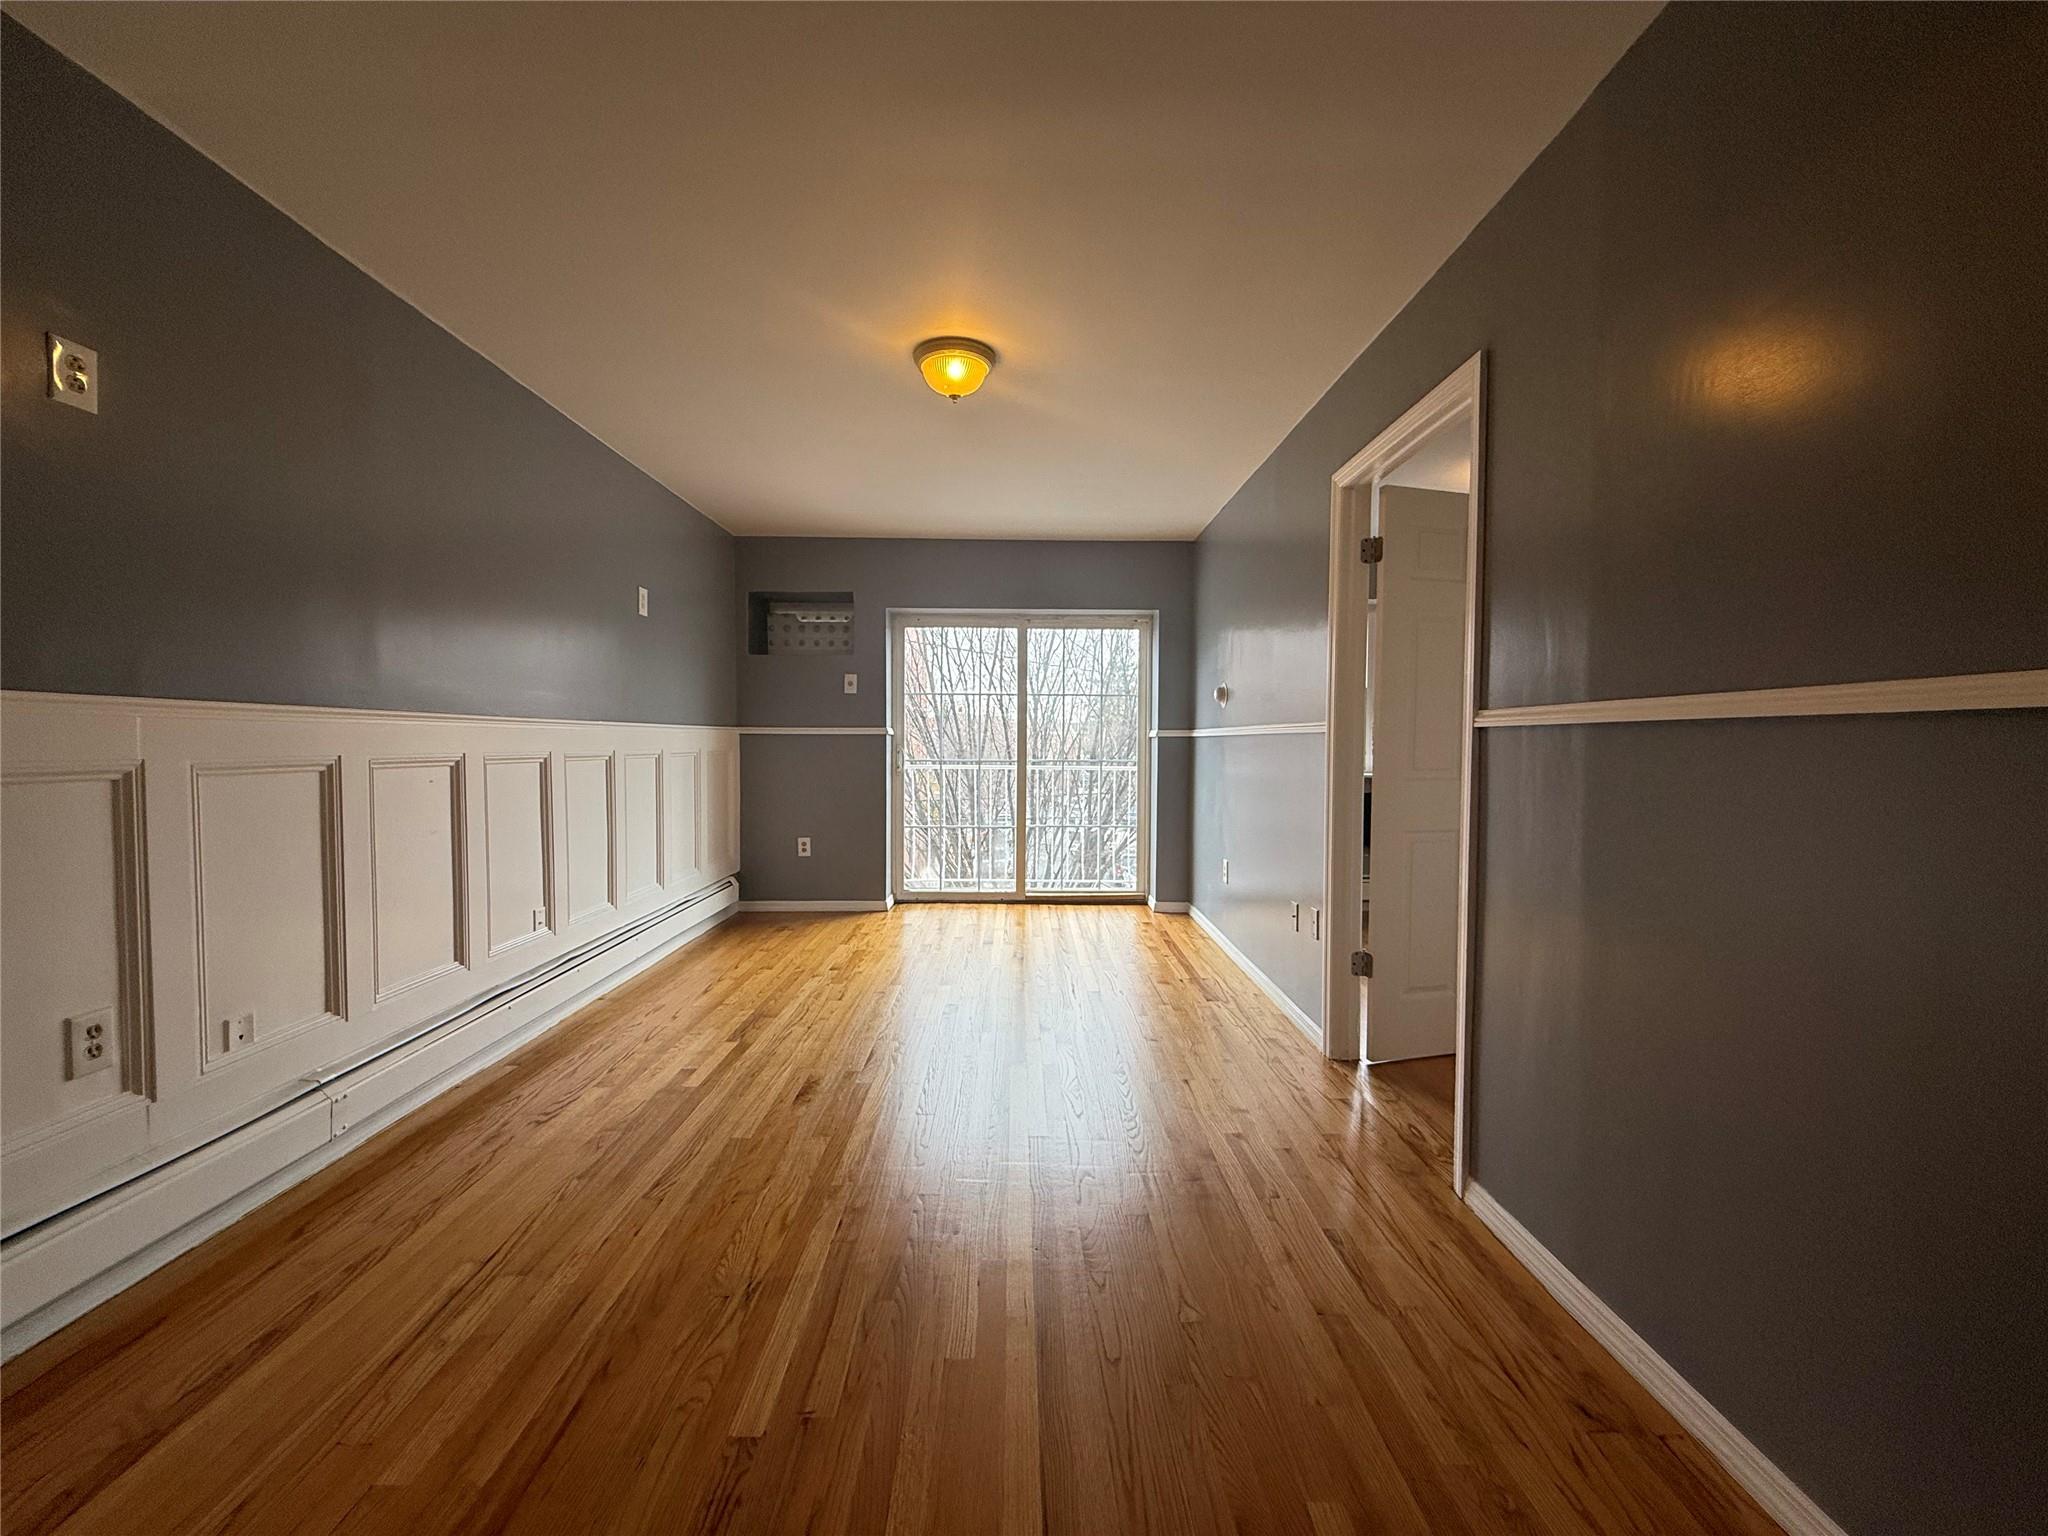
[898,624,1018,894]
[1025,625,1142,893]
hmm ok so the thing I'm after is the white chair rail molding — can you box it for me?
[0,690,741,1351]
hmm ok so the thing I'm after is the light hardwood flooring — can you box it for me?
[1,906,1780,1534]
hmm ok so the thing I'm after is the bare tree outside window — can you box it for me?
[899,622,1142,894]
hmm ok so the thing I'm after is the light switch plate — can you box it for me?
[636,586,649,617]
[843,673,858,694]
[47,334,98,414]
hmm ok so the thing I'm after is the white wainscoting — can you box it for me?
[0,692,741,1273]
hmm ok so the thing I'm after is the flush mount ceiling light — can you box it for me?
[913,336,995,402]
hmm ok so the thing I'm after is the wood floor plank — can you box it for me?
[2,907,1783,1534]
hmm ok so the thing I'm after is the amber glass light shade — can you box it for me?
[913,337,995,401]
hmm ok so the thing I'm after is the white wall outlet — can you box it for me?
[222,1012,255,1053]
[1221,859,1230,884]
[63,1008,115,1079]
[636,586,649,617]
[843,672,858,694]
[797,837,812,857]
[47,334,99,414]
[532,906,548,932]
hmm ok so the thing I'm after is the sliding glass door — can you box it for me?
[893,614,1150,900]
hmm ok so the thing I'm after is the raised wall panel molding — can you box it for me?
[367,757,469,1002]
[483,755,554,958]
[0,764,155,1217]
[623,751,664,903]
[666,749,703,890]
[191,759,347,1068]
[1,692,739,1240]
[1474,667,2048,728]
[563,753,619,925]
[1465,1183,1851,1536]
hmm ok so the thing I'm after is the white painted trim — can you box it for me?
[1321,352,1485,1195]
[1,688,728,734]
[1186,906,1320,1048]
[888,610,1156,904]
[2,895,737,1359]
[1465,1183,1851,1536]
[1475,667,2048,728]
[1146,896,1191,914]
[736,899,892,912]
[1152,722,1325,738]
[735,725,889,736]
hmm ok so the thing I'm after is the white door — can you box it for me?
[1364,489,1468,1060]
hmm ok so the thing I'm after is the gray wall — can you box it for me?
[1,17,735,724]
[735,538,1194,904]
[1191,6,2047,1533]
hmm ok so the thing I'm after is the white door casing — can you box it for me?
[890,612,1153,902]
[1364,488,1469,1062]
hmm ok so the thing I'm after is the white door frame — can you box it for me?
[889,609,1154,904]
[1320,353,1486,1192]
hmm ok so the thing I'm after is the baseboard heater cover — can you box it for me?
[1,880,737,1358]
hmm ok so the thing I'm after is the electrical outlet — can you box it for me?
[64,1008,115,1079]
[636,586,649,617]
[532,906,548,932]
[1221,859,1230,885]
[797,837,812,857]
[222,1012,255,1053]
[47,334,99,414]
[843,672,858,695]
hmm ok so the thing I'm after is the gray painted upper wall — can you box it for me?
[734,537,1195,905]
[736,538,1195,730]
[1192,7,2048,1534]
[1,18,735,724]
[1194,3,2047,729]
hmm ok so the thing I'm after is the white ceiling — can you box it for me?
[9,2,1655,539]
[1381,422,1473,494]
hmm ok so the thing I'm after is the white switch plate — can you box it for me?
[843,673,858,694]
[1221,859,1230,884]
[532,906,547,931]
[64,1008,115,1079]
[636,586,649,617]
[223,1012,255,1052]
[797,837,812,857]
[1310,907,1321,940]
[47,334,99,414]
[1291,901,1300,931]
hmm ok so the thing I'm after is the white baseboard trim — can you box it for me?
[1,897,736,1362]
[1147,896,1191,914]
[1464,1183,1849,1536]
[1185,905,1322,1050]
[737,899,892,913]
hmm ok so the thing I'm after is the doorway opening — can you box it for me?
[889,612,1153,903]
[1321,355,1485,1189]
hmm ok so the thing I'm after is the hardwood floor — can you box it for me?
[1,907,1779,1535]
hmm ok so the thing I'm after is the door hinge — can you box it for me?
[1350,950,1373,978]
[1359,535,1383,565]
